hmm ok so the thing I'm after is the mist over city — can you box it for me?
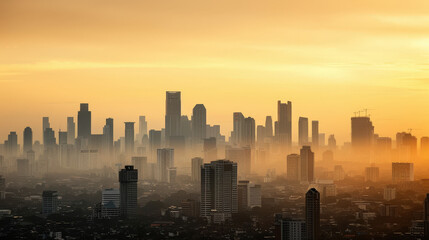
[2,0,429,239]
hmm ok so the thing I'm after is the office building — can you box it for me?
[165,91,181,140]
[6,132,18,156]
[23,127,33,153]
[78,103,91,139]
[43,117,50,133]
[365,166,379,182]
[306,188,320,240]
[278,219,306,240]
[277,101,292,147]
[168,167,177,184]
[265,116,273,137]
[131,156,147,179]
[67,117,75,145]
[138,116,147,143]
[200,160,238,222]
[119,165,138,218]
[383,186,396,201]
[102,188,120,218]
[191,157,203,182]
[225,146,251,176]
[392,162,414,182]
[124,122,135,155]
[298,117,309,146]
[287,154,300,181]
[157,148,174,182]
[300,146,315,183]
[42,191,59,215]
[192,104,206,143]
[204,137,217,162]
[149,130,161,159]
[312,121,319,149]
[328,135,336,149]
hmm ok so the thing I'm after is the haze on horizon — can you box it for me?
[2,0,429,143]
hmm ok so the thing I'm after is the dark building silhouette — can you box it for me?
[298,117,308,146]
[119,166,138,219]
[165,91,181,142]
[312,121,319,149]
[277,100,292,147]
[124,122,135,155]
[42,117,50,132]
[351,116,374,157]
[23,127,33,153]
[103,118,114,152]
[6,132,18,156]
[42,191,59,215]
[265,116,273,138]
[306,188,320,240]
[78,103,91,139]
[226,146,251,176]
[300,146,314,183]
[243,117,255,147]
[67,117,75,145]
[287,154,300,181]
[149,130,161,159]
[204,137,217,162]
[192,104,206,144]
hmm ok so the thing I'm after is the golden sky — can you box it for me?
[1,0,429,144]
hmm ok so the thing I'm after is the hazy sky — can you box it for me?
[1,0,429,144]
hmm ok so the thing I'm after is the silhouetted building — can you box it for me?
[192,104,206,143]
[157,148,174,182]
[312,121,319,149]
[102,188,120,218]
[225,146,251,176]
[67,117,75,145]
[300,146,315,183]
[392,162,414,182]
[232,112,245,145]
[243,117,256,147]
[306,188,320,240]
[287,154,300,181]
[119,166,138,218]
[42,191,59,215]
[149,130,161,159]
[23,127,32,153]
[42,117,50,132]
[204,137,217,162]
[265,116,273,138]
[124,122,135,155]
[351,116,374,155]
[201,160,238,223]
[277,101,292,147]
[396,132,417,162]
[131,156,147,180]
[181,199,200,218]
[103,118,114,152]
[6,132,18,156]
[365,166,379,182]
[138,116,147,143]
[165,91,181,141]
[191,157,203,182]
[421,137,429,158]
[299,117,309,146]
[78,103,91,139]
[278,219,306,240]
[383,186,396,201]
[328,134,336,149]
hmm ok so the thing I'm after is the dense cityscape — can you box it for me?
[0,91,428,239]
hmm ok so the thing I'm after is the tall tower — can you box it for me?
[157,148,174,182]
[287,154,300,181]
[43,117,50,132]
[191,157,203,182]
[23,127,33,153]
[265,116,273,138]
[243,117,255,147]
[165,91,181,141]
[298,117,309,146]
[78,103,91,139]
[300,146,314,183]
[103,118,114,152]
[351,116,374,156]
[138,116,147,143]
[119,166,138,218]
[67,117,75,145]
[7,132,18,156]
[200,160,238,222]
[124,122,135,155]
[306,188,320,240]
[192,104,207,144]
[312,121,319,149]
[232,112,245,145]
[277,101,292,147]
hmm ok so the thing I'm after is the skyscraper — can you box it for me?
[23,127,33,153]
[103,118,114,153]
[157,148,174,182]
[243,117,255,147]
[192,104,207,144]
[265,116,273,138]
[149,130,161,159]
[78,103,91,139]
[6,132,18,156]
[300,146,315,183]
[312,121,319,149]
[42,117,50,132]
[298,117,309,146]
[191,157,203,182]
[277,100,292,147]
[102,188,120,218]
[287,154,300,181]
[351,116,374,156]
[138,116,147,143]
[42,190,59,215]
[306,188,320,240]
[67,117,75,145]
[124,122,135,155]
[232,112,245,145]
[165,91,181,141]
[119,165,138,219]
[131,156,147,180]
[392,162,414,182]
[201,160,238,222]
[225,146,251,176]
[204,137,217,162]
[328,134,336,149]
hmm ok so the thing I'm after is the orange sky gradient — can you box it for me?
[1,0,429,144]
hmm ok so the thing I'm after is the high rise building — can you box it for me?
[102,188,120,218]
[42,117,50,132]
[232,112,245,145]
[277,101,292,147]
[351,116,374,154]
[365,166,379,182]
[192,104,206,143]
[42,190,59,215]
[124,122,135,155]
[204,137,217,162]
[119,165,138,218]
[243,117,256,147]
[328,134,336,149]
[131,156,147,180]
[67,117,75,145]
[392,162,414,182]
[333,165,345,181]
[191,157,203,182]
[421,137,429,158]
[168,167,177,184]
[312,121,319,149]
[149,130,161,159]
[298,117,309,146]
[138,116,147,143]
[257,125,266,144]
[78,103,91,139]
[201,160,238,222]
[265,116,273,138]
[0,176,5,200]
[6,132,18,156]
[23,127,33,153]
[383,186,396,201]
[165,91,181,141]
[278,219,306,240]
[287,154,300,181]
[396,132,417,162]
[300,146,315,183]
[225,146,251,176]
[103,118,114,152]
[157,148,174,182]
[238,180,250,212]
[306,188,320,240]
